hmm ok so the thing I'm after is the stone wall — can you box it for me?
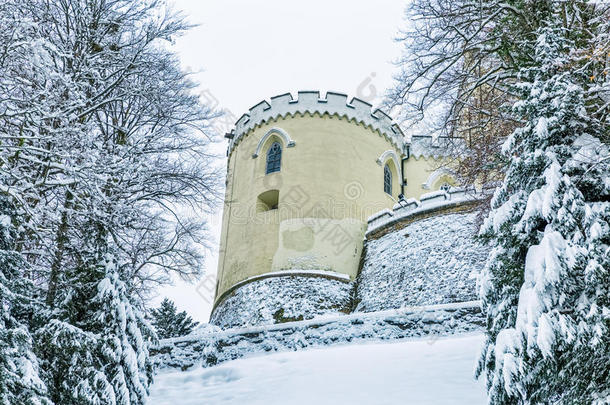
[155,301,484,371]
[210,271,353,328]
[356,211,488,312]
[211,191,489,328]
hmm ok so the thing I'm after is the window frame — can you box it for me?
[384,164,392,195]
[265,141,282,174]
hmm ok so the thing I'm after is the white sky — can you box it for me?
[155,0,407,322]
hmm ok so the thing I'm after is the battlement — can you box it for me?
[227,91,405,156]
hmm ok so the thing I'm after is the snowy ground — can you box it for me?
[149,333,487,405]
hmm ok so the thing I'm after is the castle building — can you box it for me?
[211,91,463,326]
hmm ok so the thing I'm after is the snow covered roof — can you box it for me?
[409,135,466,160]
[226,91,406,156]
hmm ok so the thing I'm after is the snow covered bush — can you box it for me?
[477,25,610,404]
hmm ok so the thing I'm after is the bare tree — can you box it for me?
[0,0,223,304]
[388,0,609,201]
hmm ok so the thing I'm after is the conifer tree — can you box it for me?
[477,24,610,404]
[0,196,52,405]
[0,0,219,402]
[151,298,199,339]
[37,238,155,405]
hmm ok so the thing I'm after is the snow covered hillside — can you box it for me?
[150,334,487,405]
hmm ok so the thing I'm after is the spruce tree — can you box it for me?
[37,230,155,405]
[477,24,610,404]
[151,298,199,339]
[0,196,52,405]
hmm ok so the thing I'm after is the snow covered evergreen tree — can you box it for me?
[0,0,220,402]
[0,196,52,405]
[477,24,610,404]
[151,298,199,339]
[37,231,155,405]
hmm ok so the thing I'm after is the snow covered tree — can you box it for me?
[390,4,609,400]
[32,0,222,305]
[0,196,52,405]
[477,23,610,404]
[0,0,221,305]
[151,298,199,339]
[37,236,155,405]
[1,1,220,402]
[388,0,609,210]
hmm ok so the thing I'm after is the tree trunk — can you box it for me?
[46,189,73,306]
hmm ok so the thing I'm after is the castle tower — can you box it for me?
[211,91,459,326]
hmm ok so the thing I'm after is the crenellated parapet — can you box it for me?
[366,188,481,238]
[226,91,405,156]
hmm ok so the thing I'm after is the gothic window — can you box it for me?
[266,142,282,174]
[384,164,392,195]
[440,182,451,192]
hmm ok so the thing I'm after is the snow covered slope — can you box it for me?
[149,333,487,405]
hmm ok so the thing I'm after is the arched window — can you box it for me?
[384,164,392,195]
[266,142,282,174]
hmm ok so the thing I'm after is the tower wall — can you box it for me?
[210,189,486,328]
[214,92,405,308]
[403,136,462,199]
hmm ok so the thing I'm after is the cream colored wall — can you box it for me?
[215,113,403,302]
[272,218,367,274]
[402,157,457,199]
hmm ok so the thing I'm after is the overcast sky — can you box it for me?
[156,0,407,322]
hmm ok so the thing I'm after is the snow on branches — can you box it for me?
[478,24,610,404]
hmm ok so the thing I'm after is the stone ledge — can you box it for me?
[152,301,484,371]
[366,189,482,240]
[367,201,480,240]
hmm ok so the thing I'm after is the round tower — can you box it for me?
[212,91,406,318]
